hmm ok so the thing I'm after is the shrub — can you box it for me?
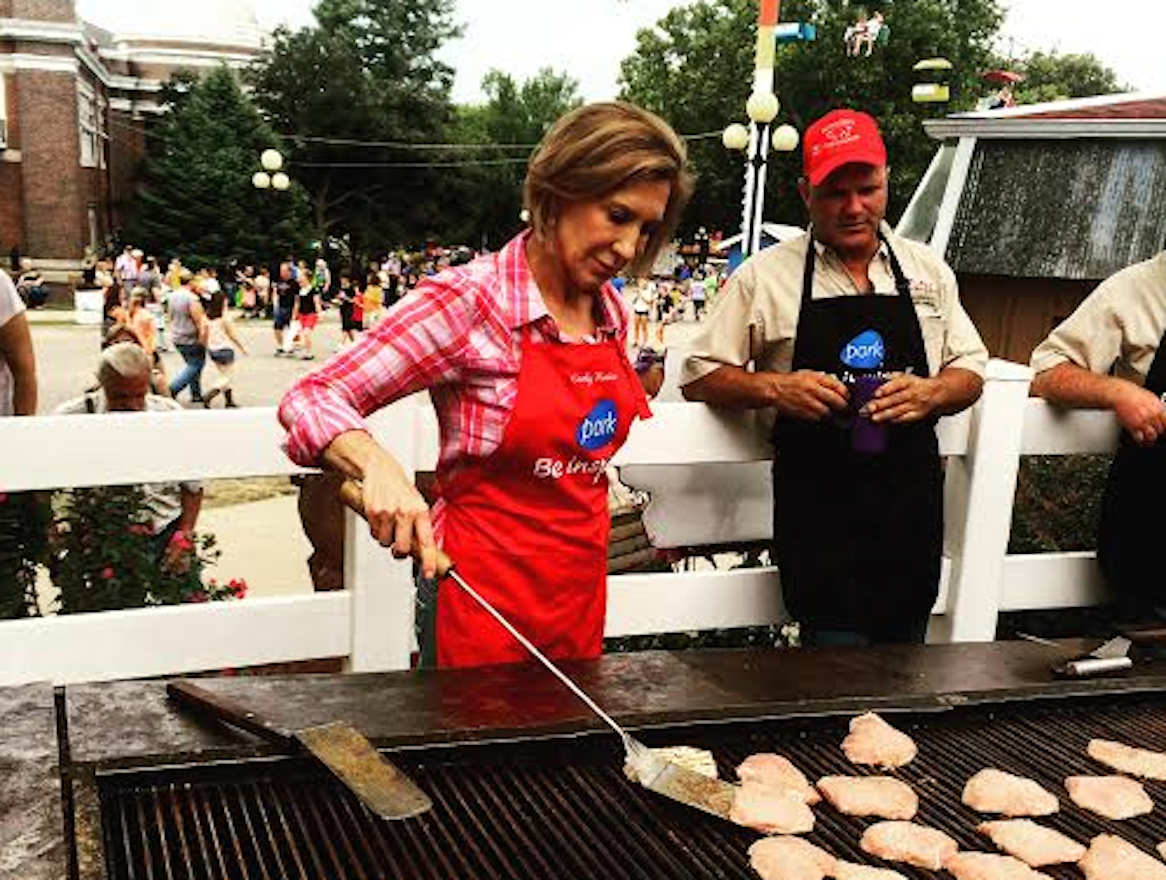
[47,485,241,612]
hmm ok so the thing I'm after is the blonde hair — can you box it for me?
[524,102,693,276]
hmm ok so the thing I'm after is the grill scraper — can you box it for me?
[339,479,741,821]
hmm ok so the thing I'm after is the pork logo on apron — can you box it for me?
[840,329,886,370]
[577,399,620,451]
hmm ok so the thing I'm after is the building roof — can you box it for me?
[76,0,265,50]
[908,92,1166,281]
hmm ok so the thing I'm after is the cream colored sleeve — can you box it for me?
[938,262,989,377]
[679,260,766,386]
[1030,277,1125,375]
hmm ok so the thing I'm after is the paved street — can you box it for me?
[29,310,345,413]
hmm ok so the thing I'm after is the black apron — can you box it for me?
[771,238,943,640]
[1097,330,1166,610]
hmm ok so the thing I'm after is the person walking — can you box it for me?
[201,291,247,408]
[291,271,322,360]
[335,272,362,346]
[166,269,207,403]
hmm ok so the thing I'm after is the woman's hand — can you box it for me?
[361,455,439,578]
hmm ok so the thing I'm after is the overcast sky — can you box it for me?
[80,0,1166,102]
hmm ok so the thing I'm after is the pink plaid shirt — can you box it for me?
[279,232,632,472]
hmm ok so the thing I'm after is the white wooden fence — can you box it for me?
[0,358,1120,685]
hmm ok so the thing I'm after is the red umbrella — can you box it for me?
[982,69,1025,84]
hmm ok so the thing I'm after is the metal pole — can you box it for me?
[738,0,781,260]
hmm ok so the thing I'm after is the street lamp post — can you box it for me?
[722,1,802,261]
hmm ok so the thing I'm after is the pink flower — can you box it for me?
[101,566,115,580]
[128,524,152,535]
[184,592,208,604]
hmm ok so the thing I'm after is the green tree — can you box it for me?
[619,0,1004,234]
[247,0,460,261]
[125,67,312,268]
[443,68,582,249]
[1010,51,1124,104]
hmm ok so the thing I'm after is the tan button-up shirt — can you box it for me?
[680,225,988,387]
[1030,251,1166,385]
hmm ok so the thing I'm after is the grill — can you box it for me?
[99,691,1166,880]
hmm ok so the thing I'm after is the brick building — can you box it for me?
[0,0,265,275]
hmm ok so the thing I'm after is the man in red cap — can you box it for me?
[681,108,987,647]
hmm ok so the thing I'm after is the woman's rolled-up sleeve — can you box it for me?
[278,276,479,466]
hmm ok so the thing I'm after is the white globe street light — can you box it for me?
[772,124,800,152]
[745,91,780,124]
[252,171,271,189]
[271,172,290,191]
[260,149,284,172]
[722,123,750,151]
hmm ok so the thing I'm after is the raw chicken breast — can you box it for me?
[1079,834,1166,880]
[730,781,816,834]
[737,754,821,804]
[842,713,917,769]
[748,836,836,880]
[1065,775,1153,820]
[977,819,1086,866]
[962,769,1058,816]
[833,862,908,880]
[1087,738,1166,780]
[944,851,1052,879]
[817,775,918,820]
[860,821,958,870]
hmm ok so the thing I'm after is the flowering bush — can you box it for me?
[47,485,244,613]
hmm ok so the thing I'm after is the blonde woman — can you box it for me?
[281,102,692,668]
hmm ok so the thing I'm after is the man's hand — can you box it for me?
[866,373,947,424]
[1112,384,1166,446]
[769,370,849,420]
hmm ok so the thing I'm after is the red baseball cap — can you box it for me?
[802,109,887,186]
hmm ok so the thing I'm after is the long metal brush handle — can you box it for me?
[442,567,633,746]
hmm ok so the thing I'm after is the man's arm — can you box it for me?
[0,312,37,415]
[174,487,203,535]
[1032,361,1166,446]
[682,364,848,420]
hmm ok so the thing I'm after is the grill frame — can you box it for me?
[62,644,1166,880]
[94,692,1166,880]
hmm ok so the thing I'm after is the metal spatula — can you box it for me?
[167,680,432,820]
[339,479,741,820]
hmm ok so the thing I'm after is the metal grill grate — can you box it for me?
[101,693,1166,880]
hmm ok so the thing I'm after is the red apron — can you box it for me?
[435,328,650,668]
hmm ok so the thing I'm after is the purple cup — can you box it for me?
[850,374,888,454]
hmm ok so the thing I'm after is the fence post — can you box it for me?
[933,358,1032,642]
[344,400,418,671]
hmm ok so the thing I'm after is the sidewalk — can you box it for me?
[199,495,314,598]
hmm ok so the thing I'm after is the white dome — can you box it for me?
[78,0,266,49]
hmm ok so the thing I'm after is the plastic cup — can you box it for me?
[850,374,888,454]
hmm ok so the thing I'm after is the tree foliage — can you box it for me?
[1010,51,1124,104]
[443,68,582,249]
[124,67,312,268]
[619,0,1005,234]
[246,0,460,260]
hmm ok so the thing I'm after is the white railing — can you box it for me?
[0,359,1122,685]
